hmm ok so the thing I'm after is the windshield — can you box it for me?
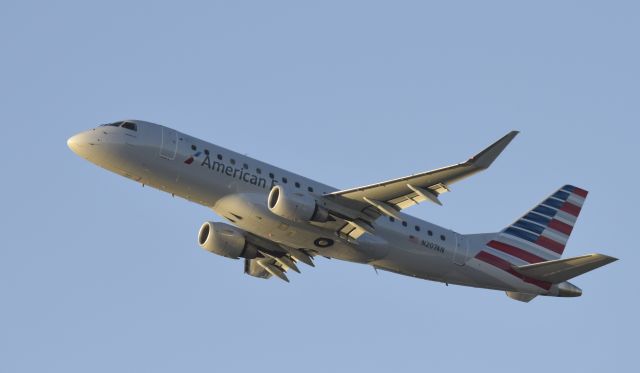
[100,121,123,127]
[99,121,137,131]
[121,122,137,131]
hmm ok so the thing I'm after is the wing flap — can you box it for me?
[242,235,317,282]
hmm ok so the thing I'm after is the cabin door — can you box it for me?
[160,127,178,160]
[453,234,468,266]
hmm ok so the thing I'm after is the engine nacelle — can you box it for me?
[197,222,257,259]
[267,185,329,223]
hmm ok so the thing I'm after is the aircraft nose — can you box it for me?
[67,131,93,156]
[67,133,83,154]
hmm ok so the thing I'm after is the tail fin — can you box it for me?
[485,185,589,264]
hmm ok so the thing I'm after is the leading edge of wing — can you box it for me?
[329,130,519,196]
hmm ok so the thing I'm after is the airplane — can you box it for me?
[67,120,617,302]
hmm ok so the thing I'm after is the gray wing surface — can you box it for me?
[327,131,519,218]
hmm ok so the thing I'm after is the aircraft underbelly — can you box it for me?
[210,192,388,262]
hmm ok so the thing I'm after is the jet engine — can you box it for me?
[198,222,257,259]
[267,185,330,223]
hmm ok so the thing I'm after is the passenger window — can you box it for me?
[204,149,210,155]
[282,177,288,183]
[428,230,433,236]
[243,163,248,170]
[389,217,395,222]
[230,159,236,165]
[217,154,223,160]
[269,172,274,179]
[308,186,314,192]
[415,225,420,232]
[191,144,197,151]
[256,168,262,174]
[402,221,407,227]
[440,235,446,241]
[295,182,300,188]
[121,122,137,131]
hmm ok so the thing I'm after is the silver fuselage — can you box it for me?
[67,120,572,296]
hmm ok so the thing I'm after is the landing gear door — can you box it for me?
[160,127,178,160]
[453,234,468,266]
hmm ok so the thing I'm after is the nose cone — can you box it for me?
[67,134,82,154]
[67,131,94,158]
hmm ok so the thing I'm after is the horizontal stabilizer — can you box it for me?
[513,254,618,283]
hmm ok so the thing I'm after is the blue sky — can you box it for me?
[1,1,638,372]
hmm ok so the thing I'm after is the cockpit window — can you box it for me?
[101,121,123,127]
[121,122,137,131]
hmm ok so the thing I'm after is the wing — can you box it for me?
[327,131,519,220]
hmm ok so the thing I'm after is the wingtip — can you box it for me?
[504,130,520,141]
[598,254,619,263]
[585,253,619,265]
[470,130,520,169]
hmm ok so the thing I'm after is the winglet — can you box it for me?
[469,131,519,169]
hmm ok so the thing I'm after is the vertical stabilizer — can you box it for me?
[478,185,588,268]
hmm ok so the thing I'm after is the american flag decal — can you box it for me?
[184,151,202,165]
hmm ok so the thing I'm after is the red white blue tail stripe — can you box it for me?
[474,185,588,289]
